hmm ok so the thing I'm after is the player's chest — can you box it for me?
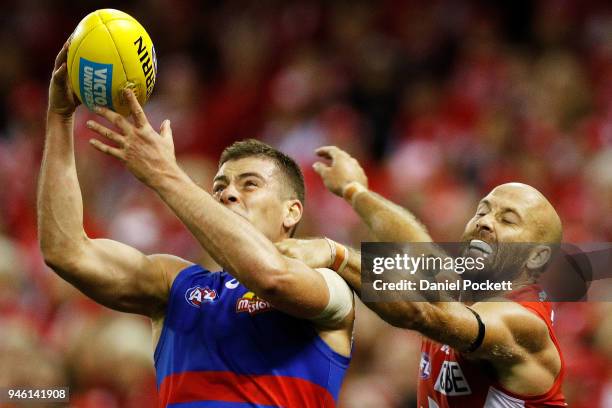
[420,343,477,398]
[180,278,286,337]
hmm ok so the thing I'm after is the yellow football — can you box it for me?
[67,9,157,116]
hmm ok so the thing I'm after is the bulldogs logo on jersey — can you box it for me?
[185,286,218,308]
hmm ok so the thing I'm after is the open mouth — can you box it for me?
[468,239,493,256]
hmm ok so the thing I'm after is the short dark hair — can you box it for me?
[219,139,305,204]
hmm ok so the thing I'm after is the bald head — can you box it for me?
[487,183,563,243]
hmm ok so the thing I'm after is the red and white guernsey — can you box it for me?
[417,287,567,407]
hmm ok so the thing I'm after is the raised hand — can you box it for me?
[86,88,180,188]
[48,40,80,117]
[313,146,368,197]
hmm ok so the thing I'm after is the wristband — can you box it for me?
[330,241,349,274]
[342,182,367,206]
[324,238,336,268]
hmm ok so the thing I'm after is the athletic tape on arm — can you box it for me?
[311,267,354,325]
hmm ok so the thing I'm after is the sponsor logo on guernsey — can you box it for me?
[434,361,472,396]
[185,286,218,308]
[420,352,431,379]
[79,58,113,111]
[225,279,240,289]
[236,292,273,315]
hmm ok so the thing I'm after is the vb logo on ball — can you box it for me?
[79,58,114,111]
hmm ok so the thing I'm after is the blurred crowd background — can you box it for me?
[1,0,611,407]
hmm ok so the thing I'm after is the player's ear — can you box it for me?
[283,199,303,231]
[526,245,552,270]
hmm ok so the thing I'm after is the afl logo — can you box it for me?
[185,286,218,308]
[420,352,431,379]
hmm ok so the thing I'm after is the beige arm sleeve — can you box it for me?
[310,268,354,325]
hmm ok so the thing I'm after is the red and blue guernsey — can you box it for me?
[154,264,351,408]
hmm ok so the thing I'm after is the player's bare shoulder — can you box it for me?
[146,254,193,315]
[499,302,552,353]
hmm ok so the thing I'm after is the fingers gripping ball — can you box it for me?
[67,9,157,116]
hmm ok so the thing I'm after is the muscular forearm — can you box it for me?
[154,171,287,293]
[332,246,424,327]
[351,190,432,242]
[38,112,87,261]
[341,189,437,322]
[333,247,426,328]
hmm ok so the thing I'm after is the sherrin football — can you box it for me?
[67,9,157,116]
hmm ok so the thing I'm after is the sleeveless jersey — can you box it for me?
[417,287,566,407]
[155,265,351,408]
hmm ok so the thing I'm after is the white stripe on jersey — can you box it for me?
[484,387,525,407]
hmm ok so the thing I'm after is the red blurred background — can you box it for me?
[1,1,611,407]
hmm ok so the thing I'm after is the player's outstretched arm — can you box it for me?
[276,239,552,367]
[414,300,559,380]
[86,91,350,324]
[308,146,446,325]
[38,42,188,318]
[313,146,432,243]
[277,237,441,328]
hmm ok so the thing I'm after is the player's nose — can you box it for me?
[219,185,240,205]
[475,215,494,237]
